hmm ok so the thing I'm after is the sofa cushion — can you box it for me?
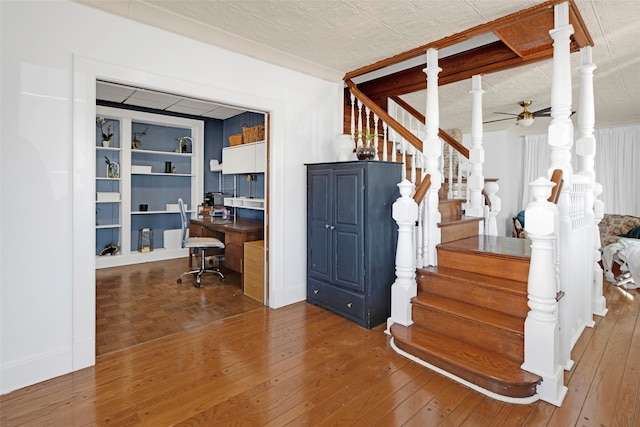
[599,214,640,247]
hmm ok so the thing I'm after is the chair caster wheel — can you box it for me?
[195,282,201,288]
[177,278,182,284]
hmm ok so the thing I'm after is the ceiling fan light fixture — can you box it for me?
[517,101,535,126]
[517,114,534,127]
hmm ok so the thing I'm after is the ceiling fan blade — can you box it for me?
[492,112,519,116]
[483,117,515,124]
[533,107,552,117]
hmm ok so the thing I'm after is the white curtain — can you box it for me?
[521,133,550,208]
[521,125,640,216]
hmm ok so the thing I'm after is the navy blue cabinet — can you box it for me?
[306,161,402,328]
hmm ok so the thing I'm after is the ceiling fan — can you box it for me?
[483,101,551,127]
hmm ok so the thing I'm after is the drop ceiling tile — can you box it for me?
[202,106,245,120]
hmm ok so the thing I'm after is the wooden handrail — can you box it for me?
[345,80,423,152]
[390,96,470,159]
[548,169,563,204]
[413,174,431,205]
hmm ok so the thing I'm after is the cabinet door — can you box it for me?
[332,168,364,291]
[308,170,332,283]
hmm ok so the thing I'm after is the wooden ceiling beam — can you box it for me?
[344,0,592,86]
[357,41,560,99]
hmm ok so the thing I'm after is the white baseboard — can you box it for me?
[1,347,73,395]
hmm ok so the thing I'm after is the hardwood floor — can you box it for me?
[1,263,638,426]
[95,258,264,356]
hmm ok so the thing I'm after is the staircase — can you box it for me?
[390,208,542,398]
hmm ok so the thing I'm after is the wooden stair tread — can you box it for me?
[439,235,531,260]
[419,266,527,296]
[390,324,541,398]
[412,294,524,334]
[438,215,483,227]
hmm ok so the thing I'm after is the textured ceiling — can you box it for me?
[81,0,640,134]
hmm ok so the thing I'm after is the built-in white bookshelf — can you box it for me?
[95,106,204,268]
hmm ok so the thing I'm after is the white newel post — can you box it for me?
[521,178,567,407]
[423,48,442,266]
[386,180,418,334]
[483,181,501,236]
[576,46,607,317]
[466,75,485,219]
[548,1,576,373]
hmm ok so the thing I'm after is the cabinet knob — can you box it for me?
[330,225,335,230]
[347,302,352,308]
[325,224,331,229]
[314,289,319,294]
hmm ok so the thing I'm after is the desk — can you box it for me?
[189,218,264,273]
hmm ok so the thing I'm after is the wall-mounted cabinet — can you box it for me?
[222,141,265,174]
[95,106,203,268]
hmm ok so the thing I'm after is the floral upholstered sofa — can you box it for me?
[598,214,640,247]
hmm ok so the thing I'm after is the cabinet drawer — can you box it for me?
[307,278,365,322]
[244,271,264,302]
[244,245,264,271]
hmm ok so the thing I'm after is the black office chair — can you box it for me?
[176,198,225,287]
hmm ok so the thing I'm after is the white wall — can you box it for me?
[0,0,342,394]
[463,130,524,236]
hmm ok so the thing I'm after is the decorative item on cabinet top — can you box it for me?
[242,124,265,144]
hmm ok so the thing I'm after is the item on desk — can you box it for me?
[204,192,227,207]
[210,207,229,221]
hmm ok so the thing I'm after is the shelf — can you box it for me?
[131,149,192,157]
[224,197,265,210]
[131,172,193,177]
[96,146,121,151]
[96,177,121,181]
[131,210,194,215]
[96,224,122,229]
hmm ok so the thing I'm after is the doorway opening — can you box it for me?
[94,80,270,356]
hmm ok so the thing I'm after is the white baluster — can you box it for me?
[401,139,407,181]
[382,122,389,162]
[356,100,363,148]
[350,93,356,144]
[448,144,453,199]
[416,200,424,268]
[373,113,379,160]
[455,151,463,199]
